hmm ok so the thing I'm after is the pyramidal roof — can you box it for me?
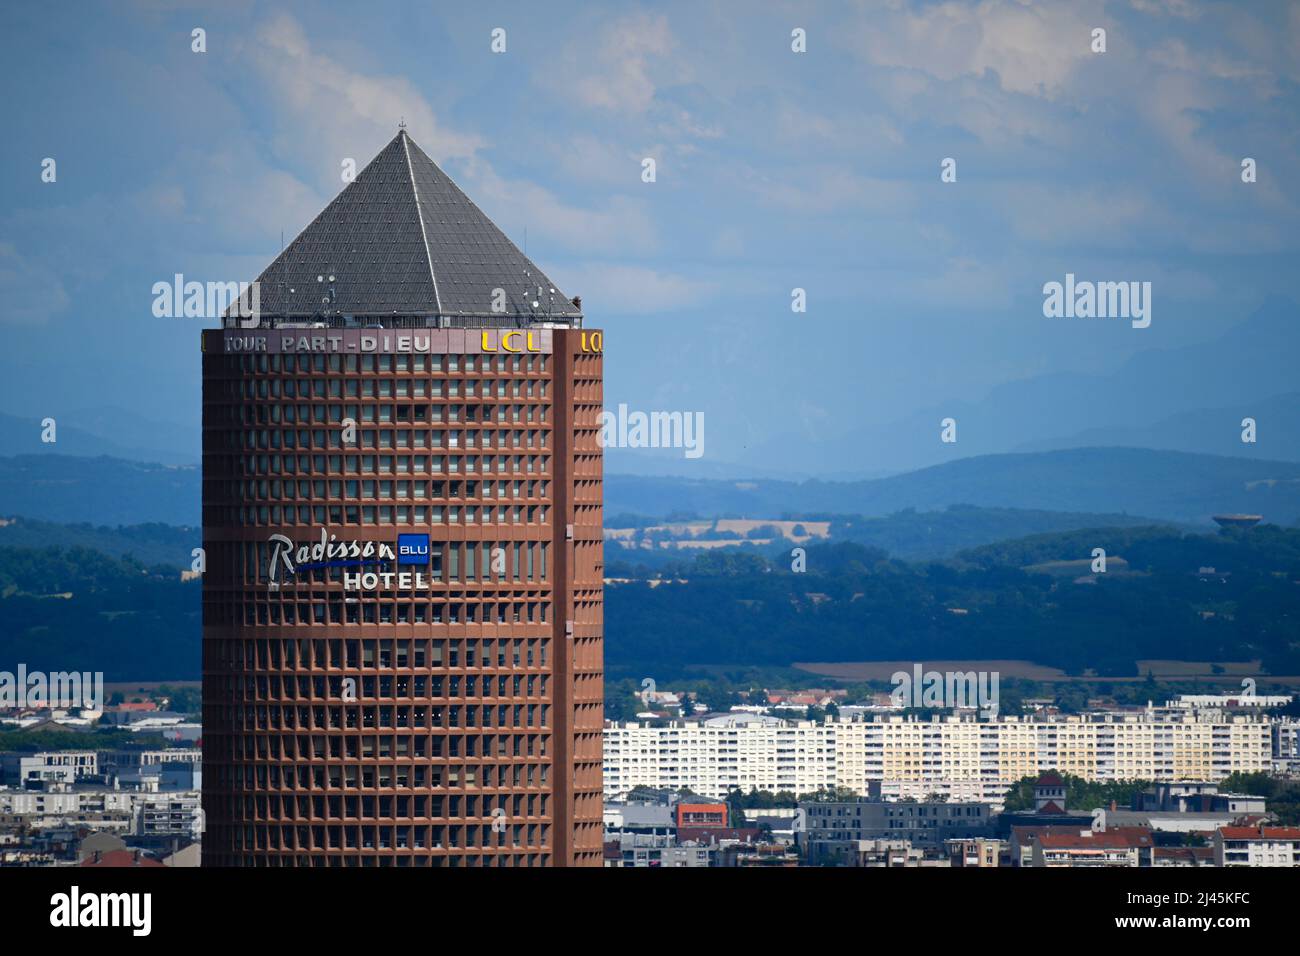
[240,129,580,322]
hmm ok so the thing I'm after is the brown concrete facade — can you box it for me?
[200,326,603,866]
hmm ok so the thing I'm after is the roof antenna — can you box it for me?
[278,229,286,319]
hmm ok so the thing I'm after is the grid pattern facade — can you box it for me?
[201,329,602,866]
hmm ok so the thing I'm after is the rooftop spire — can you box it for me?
[230,130,579,325]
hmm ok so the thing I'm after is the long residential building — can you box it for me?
[604,707,1275,802]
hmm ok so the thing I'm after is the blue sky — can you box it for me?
[0,0,1297,476]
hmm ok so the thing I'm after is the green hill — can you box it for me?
[0,516,199,566]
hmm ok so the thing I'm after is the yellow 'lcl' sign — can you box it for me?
[481,331,542,353]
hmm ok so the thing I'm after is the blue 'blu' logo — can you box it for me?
[397,533,430,566]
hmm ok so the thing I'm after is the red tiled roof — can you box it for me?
[1037,831,1152,849]
[1154,847,1214,860]
[677,826,761,845]
[80,849,164,868]
[1036,771,1064,787]
[1234,814,1269,826]
[1218,826,1300,840]
[1037,800,1066,814]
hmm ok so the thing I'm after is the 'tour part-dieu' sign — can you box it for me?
[204,328,559,355]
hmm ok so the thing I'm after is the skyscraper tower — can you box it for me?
[200,130,604,866]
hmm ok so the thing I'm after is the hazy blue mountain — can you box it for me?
[6,447,1300,531]
[740,297,1300,477]
[605,448,1300,525]
[1014,391,1300,460]
[0,455,200,525]
[0,409,197,466]
[605,504,1183,571]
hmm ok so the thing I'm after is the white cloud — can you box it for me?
[549,134,644,187]
[849,0,1101,99]
[558,263,714,314]
[469,165,659,256]
[237,12,484,180]
[556,12,679,114]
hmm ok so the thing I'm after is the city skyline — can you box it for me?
[2,0,1300,920]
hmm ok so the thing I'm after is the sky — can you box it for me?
[0,0,1297,477]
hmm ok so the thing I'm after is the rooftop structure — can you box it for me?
[224,129,581,329]
[1212,514,1263,528]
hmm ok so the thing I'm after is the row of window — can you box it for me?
[225,428,551,451]
[233,404,549,426]
[225,378,549,401]
[213,822,551,855]
[225,503,550,527]
[221,673,550,702]
[230,477,546,502]
[210,792,547,823]
[223,452,533,477]
[212,760,551,793]
[210,638,547,671]
[231,599,551,627]
[208,852,552,867]
[212,703,550,732]
[217,352,549,375]
[230,731,548,761]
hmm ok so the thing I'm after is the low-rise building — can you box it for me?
[1029,827,1155,867]
[602,832,711,868]
[800,797,993,861]
[0,752,98,786]
[1214,825,1300,867]
[1152,846,1215,867]
[947,837,1004,867]
[676,802,727,829]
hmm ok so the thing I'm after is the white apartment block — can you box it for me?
[603,708,1275,802]
[1214,826,1300,867]
[603,716,838,800]
[1274,718,1300,760]
[0,751,98,786]
[1172,694,1292,709]
[136,794,204,838]
[0,788,138,815]
[102,749,203,768]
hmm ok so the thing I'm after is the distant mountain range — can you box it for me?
[0,408,197,466]
[0,455,198,526]
[605,447,1300,526]
[7,300,1294,483]
[4,446,1300,529]
[1013,391,1300,460]
[734,296,1300,478]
